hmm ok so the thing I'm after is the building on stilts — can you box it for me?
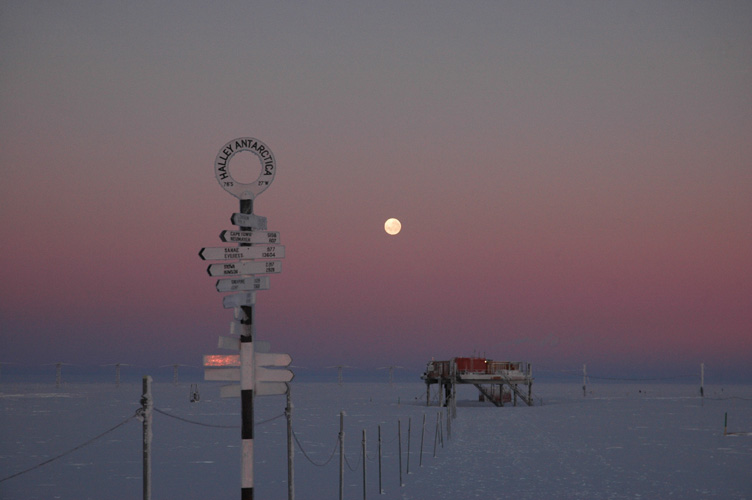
[421,357,534,407]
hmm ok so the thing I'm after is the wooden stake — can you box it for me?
[362,429,367,500]
[141,376,152,500]
[286,384,294,500]
[339,411,345,500]
[378,424,383,495]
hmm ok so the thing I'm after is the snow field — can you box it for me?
[1,381,750,499]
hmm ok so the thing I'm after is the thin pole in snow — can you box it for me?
[378,424,383,495]
[339,411,345,500]
[439,411,444,448]
[419,413,426,467]
[398,419,403,487]
[583,364,587,397]
[433,413,439,458]
[406,417,412,474]
[446,407,451,441]
[362,429,367,500]
[700,363,705,398]
[140,375,152,500]
[286,384,294,500]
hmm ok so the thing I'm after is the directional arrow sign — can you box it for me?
[255,367,294,383]
[220,382,288,398]
[199,245,285,261]
[256,382,288,396]
[203,352,289,366]
[204,354,239,367]
[231,213,268,229]
[220,230,280,244]
[218,336,240,351]
[216,276,270,293]
[205,367,239,381]
[207,261,282,277]
[256,352,292,367]
[223,292,255,309]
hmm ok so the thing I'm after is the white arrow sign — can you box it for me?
[205,351,293,394]
[256,382,288,396]
[220,382,288,398]
[220,230,280,244]
[216,276,270,293]
[218,335,240,351]
[231,213,268,229]
[223,292,256,309]
[203,352,289,367]
[207,261,282,277]
[256,352,292,367]
[255,367,294,383]
[205,367,239,381]
[199,245,285,261]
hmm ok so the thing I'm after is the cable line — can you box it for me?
[154,408,284,428]
[0,410,138,483]
[292,428,339,467]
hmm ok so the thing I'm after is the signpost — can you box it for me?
[216,276,271,293]
[207,261,281,277]
[220,230,281,244]
[231,212,268,228]
[199,245,285,261]
[200,137,291,500]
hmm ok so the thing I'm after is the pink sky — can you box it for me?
[1,1,750,380]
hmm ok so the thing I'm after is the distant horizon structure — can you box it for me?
[160,364,194,385]
[377,365,405,386]
[102,363,137,387]
[43,362,74,388]
[326,365,351,385]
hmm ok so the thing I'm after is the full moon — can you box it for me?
[384,218,402,235]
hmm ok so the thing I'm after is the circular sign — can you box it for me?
[214,137,276,199]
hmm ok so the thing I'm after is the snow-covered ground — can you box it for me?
[1,380,750,499]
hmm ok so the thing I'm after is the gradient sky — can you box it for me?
[1,1,750,380]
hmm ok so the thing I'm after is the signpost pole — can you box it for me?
[205,137,288,498]
[239,198,256,500]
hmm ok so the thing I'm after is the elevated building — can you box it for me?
[421,357,534,407]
